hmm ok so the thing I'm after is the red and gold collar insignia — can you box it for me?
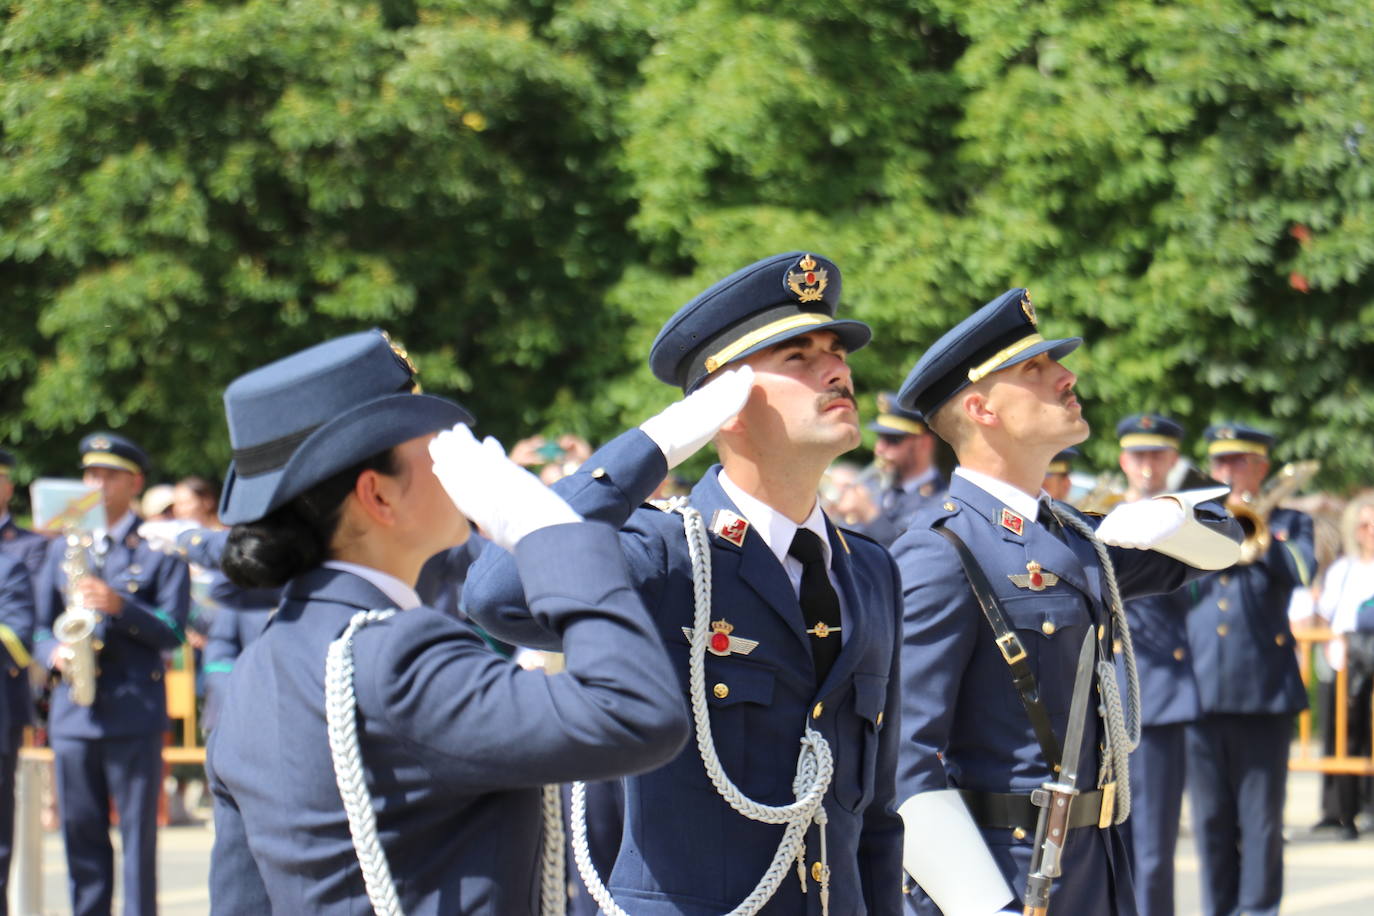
[1000,507,1025,536]
[1009,561,1059,591]
[682,619,759,657]
[711,509,749,547]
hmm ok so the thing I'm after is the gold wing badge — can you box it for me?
[785,254,828,303]
[682,619,759,657]
[1008,561,1059,591]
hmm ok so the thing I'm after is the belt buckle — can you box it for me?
[1097,781,1116,829]
[995,632,1027,665]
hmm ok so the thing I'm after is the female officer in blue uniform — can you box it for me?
[205,330,688,915]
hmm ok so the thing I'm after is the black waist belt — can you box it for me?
[960,788,1105,832]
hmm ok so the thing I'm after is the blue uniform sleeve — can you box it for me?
[1269,509,1316,589]
[33,538,66,669]
[207,747,271,915]
[859,550,906,914]
[892,526,978,802]
[0,556,35,662]
[465,428,669,650]
[364,521,688,788]
[103,549,192,650]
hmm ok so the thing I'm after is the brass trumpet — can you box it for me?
[1228,460,1320,565]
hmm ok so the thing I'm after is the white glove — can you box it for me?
[1094,497,1185,549]
[137,519,195,555]
[638,366,754,469]
[429,425,581,552]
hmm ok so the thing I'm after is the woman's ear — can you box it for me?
[351,468,400,528]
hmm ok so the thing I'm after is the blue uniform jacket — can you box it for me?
[465,429,906,916]
[1186,506,1313,716]
[201,577,274,734]
[892,476,1239,913]
[206,521,689,916]
[0,517,48,582]
[854,476,948,547]
[34,516,191,740]
[0,554,35,751]
[1125,588,1200,727]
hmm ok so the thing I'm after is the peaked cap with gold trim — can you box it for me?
[1116,413,1184,452]
[868,392,928,437]
[897,287,1080,418]
[649,252,871,392]
[80,432,150,476]
[1204,422,1274,458]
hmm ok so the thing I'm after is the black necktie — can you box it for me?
[1038,501,1067,544]
[788,529,842,684]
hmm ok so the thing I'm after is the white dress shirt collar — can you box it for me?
[717,469,832,570]
[323,561,422,611]
[953,466,1047,522]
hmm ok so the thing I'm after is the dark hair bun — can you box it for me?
[221,506,327,588]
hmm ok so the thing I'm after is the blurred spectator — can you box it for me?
[510,434,593,485]
[1311,493,1374,839]
[0,448,48,579]
[140,484,176,521]
[172,476,221,529]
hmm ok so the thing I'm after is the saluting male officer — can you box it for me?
[847,394,946,547]
[0,450,48,580]
[1184,424,1313,916]
[34,434,191,916]
[467,252,905,915]
[889,290,1241,915]
[1114,414,1199,916]
[0,552,35,916]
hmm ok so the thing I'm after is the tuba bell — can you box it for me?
[53,528,100,707]
[1228,460,1320,565]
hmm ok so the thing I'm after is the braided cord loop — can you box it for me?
[325,609,404,916]
[570,499,835,915]
[1049,506,1140,824]
[539,784,567,916]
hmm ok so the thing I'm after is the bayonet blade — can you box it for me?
[1055,631,1097,789]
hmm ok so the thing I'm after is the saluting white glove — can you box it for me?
[429,425,582,552]
[638,366,754,469]
[1094,497,1185,550]
[136,519,195,555]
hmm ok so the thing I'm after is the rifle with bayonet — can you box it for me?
[1023,631,1096,916]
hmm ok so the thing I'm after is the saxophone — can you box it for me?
[54,528,99,707]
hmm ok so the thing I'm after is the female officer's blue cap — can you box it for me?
[649,252,871,392]
[218,330,474,525]
[897,288,1080,418]
[1116,414,1184,452]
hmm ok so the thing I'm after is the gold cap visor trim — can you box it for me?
[966,334,1044,384]
[1207,439,1268,457]
[1119,433,1180,451]
[704,313,831,374]
[875,414,927,436]
[82,452,142,474]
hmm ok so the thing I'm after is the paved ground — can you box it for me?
[14,768,1374,914]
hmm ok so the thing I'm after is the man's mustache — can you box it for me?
[818,386,856,410]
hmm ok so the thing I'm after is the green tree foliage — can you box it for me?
[3,0,1372,494]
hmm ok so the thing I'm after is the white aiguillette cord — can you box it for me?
[568,499,836,916]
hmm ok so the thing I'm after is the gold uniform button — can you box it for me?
[1220,575,1231,586]
[1217,624,1229,637]
[7,668,17,678]
[1041,621,1056,636]
[127,582,139,593]
[1275,634,1288,646]
[1173,647,1186,661]
[151,670,162,681]
[712,683,729,699]
[812,702,824,719]
[943,502,956,512]
[1113,639,1123,654]
[1097,624,1106,641]
[811,861,824,882]
[876,711,884,728]
[190,534,203,546]
[591,467,607,479]
[1217,599,1229,611]
[1012,826,1028,841]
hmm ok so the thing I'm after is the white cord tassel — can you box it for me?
[325,609,404,916]
[570,500,835,915]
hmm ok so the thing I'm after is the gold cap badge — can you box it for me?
[786,254,828,303]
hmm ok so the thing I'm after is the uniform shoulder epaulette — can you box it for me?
[645,498,675,512]
[835,526,881,551]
